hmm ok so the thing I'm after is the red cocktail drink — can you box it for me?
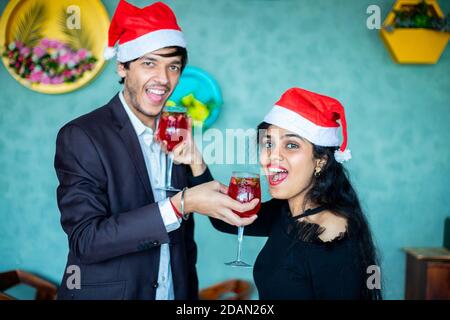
[225,171,260,268]
[156,110,188,151]
[155,106,189,192]
[228,173,261,218]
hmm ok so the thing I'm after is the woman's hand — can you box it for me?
[170,181,259,227]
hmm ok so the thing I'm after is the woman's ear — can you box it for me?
[316,156,328,170]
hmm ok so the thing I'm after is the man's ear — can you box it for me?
[117,62,127,78]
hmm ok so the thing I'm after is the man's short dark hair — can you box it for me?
[118,46,188,84]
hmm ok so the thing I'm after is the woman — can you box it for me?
[211,87,382,300]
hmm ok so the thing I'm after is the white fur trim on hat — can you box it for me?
[334,149,352,163]
[263,105,340,147]
[103,46,117,60]
[117,29,186,62]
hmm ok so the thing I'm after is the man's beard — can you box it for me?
[125,81,164,118]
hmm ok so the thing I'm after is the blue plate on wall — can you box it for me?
[167,66,222,129]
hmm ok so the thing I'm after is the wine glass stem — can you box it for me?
[236,226,244,262]
[166,153,174,188]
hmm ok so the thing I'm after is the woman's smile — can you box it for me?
[267,165,289,186]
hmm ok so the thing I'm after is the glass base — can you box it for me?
[224,260,252,268]
[155,186,181,192]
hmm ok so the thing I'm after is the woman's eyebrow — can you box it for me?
[282,133,305,141]
[282,133,301,138]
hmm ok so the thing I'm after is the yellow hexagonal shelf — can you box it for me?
[380,0,450,64]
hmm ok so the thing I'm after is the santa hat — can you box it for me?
[263,88,352,163]
[104,0,186,62]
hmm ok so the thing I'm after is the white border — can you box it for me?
[263,105,340,147]
[117,29,186,62]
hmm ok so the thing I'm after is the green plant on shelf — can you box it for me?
[385,0,449,32]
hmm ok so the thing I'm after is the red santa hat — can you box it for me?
[104,0,186,62]
[263,87,352,163]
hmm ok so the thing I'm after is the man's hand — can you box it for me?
[171,181,259,227]
[155,118,206,176]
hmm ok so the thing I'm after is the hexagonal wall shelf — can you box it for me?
[380,0,450,64]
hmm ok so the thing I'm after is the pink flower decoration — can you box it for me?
[83,63,94,71]
[40,38,51,48]
[50,76,64,84]
[58,53,72,65]
[41,74,51,84]
[55,42,65,50]
[68,55,78,66]
[20,47,30,56]
[71,55,80,65]
[47,39,58,48]
[78,49,88,60]
[29,70,43,82]
[15,40,24,49]
[33,46,46,58]
[8,38,96,84]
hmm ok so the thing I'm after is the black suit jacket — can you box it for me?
[54,93,212,300]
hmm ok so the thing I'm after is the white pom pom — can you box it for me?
[334,149,352,163]
[103,46,116,60]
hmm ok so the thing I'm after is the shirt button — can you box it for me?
[152,281,159,288]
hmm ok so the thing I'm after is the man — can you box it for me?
[54,0,258,300]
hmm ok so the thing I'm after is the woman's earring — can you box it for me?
[314,167,321,177]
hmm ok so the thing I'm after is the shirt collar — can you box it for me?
[119,90,151,136]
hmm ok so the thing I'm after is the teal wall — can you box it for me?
[1,0,449,300]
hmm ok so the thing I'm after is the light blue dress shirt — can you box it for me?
[119,91,181,300]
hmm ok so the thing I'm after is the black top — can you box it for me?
[210,199,365,300]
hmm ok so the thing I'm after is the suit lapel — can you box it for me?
[108,94,155,203]
[119,122,155,203]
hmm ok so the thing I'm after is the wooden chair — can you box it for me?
[0,270,57,300]
[199,279,253,300]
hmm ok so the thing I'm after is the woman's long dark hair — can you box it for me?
[258,121,382,300]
